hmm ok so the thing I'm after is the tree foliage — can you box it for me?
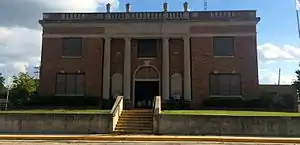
[9,72,39,107]
[293,63,300,99]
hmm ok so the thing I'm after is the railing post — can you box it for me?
[153,96,161,135]
[110,96,124,132]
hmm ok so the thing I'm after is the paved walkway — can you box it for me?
[0,135,299,144]
[0,140,297,145]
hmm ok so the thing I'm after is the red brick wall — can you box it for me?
[190,25,256,33]
[190,35,258,107]
[131,39,162,96]
[131,39,162,77]
[110,39,125,75]
[43,27,105,34]
[169,39,184,97]
[40,24,258,107]
[169,39,184,75]
[39,37,104,97]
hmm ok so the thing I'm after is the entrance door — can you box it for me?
[135,81,159,109]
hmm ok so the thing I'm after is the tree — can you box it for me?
[9,72,39,107]
[293,63,300,99]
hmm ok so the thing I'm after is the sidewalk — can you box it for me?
[0,134,299,143]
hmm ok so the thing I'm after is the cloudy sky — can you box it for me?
[0,0,299,85]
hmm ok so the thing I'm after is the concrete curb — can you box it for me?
[0,135,299,143]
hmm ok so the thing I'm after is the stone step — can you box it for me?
[119,116,153,119]
[114,109,153,134]
[120,115,153,118]
[121,113,153,116]
[117,120,153,124]
[116,123,153,128]
[115,126,153,130]
[118,119,153,122]
[122,110,152,113]
[114,129,153,134]
[119,115,153,119]
[117,121,153,125]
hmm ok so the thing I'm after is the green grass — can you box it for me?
[0,109,110,114]
[162,110,300,117]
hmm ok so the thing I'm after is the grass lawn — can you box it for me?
[162,110,300,117]
[0,109,110,114]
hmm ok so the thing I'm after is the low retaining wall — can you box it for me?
[0,114,111,134]
[158,115,300,137]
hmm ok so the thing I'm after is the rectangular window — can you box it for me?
[209,73,241,96]
[55,74,66,94]
[137,39,157,58]
[55,73,85,96]
[213,37,234,56]
[62,38,83,57]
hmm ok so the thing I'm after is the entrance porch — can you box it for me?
[134,81,159,109]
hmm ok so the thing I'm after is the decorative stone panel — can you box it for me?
[170,73,182,99]
[111,73,123,99]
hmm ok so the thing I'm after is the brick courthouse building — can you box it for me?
[38,2,260,109]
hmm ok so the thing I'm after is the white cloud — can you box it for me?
[257,43,300,84]
[0,0,119,29]
[258,43,300,60]
[0,1,298,87]
[0,27,41,77]
[0,0,119,80]
[259,69,296,85]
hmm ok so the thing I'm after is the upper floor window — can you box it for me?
[62,38,82,57]
[55,73,85,96]
[209,73,241,96]
[213,37,234,56]
[137,39,157,58]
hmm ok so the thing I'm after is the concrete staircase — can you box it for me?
[114,109,153,134]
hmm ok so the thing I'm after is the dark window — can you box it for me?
[213,37,234,56]
[55,73,85,95]
[137,39,157,58]
[209,73,241,96]
[62,38,82,57]
[55,74,66,94]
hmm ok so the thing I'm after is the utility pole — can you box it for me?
[278,68,281,85]
[204,0,208,11]
[5,85,10,110]
[34,66,40,79]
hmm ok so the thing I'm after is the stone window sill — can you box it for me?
[138,57,156,60]
[209,95,242,98]
[61,56,82,59]
[55,94,84,97]
[213,56,234,58]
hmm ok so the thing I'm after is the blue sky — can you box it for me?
[0,0,299,85]
[116,0,299,45]
[114,0,300,84]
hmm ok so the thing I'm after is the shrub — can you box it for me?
[9,95,103,109]
[202,97,244,109]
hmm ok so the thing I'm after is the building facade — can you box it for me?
[39,3,260,109]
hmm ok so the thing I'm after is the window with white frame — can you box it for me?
[209,73,241,96]
[55,73,85,95]
[62,38,83,57]
[213,36,234,56]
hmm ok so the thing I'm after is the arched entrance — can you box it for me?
[133,62,160,109]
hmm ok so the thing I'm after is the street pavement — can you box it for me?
[0,140,298,145]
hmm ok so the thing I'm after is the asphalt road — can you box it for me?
[0,140,297,145]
